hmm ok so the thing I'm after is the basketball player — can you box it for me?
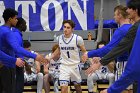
[12,17,47,93]
[23,41,44,93]
[82,5,132,66]
[86,1,140,93]
[87,41,114,93]
[47,20,87,93]
[43,44,61,93]
[83,5,133,93]
[82,4,131,83]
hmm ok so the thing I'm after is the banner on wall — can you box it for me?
[0,0,94,31]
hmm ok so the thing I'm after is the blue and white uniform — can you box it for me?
[58,34,84,86]
[107,24,140,93]
[24,51,43,93]
[87,65,114,92]
[48,53,61,79]
[46,53,61,93]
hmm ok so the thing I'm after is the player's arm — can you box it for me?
[0,50,25,67]
[79,44,87,54]
[48,47,60,61]
[35,61,41,73]
[5,32,48,64]
[77,36,87,62]
[107,61,115,73]
[0,50,16,65]
[44,64,49,74]
[100,26,137,66]
[77,36,87,53]
[44,55,50,74]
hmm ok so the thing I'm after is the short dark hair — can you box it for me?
[16,17,25,28]
[114,5,128,18]
[63,20,75,28]
[23,40,31,48]
[127,0,140,16]
[97,41,106,49]
[2,8,18,22]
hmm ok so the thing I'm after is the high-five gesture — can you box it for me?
[85,57,101,75]
[35,54,49,64]
[81,52,88,62]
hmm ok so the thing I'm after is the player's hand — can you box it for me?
[91,57,101,64]
[35,54,49,64]
[85,61,101,75]
[45,55,51,62]
[16,58,25,67]
[81,52,88,62]
[35,54,44,62]
[100,89,108,93]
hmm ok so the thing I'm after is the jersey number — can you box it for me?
[67,51,70,58]
[101,67,107,73]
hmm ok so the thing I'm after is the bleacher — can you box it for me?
[22,30,97,53]
[23,79,109,93]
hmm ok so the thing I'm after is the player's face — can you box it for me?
[25,47,31,51]
[9,16,18,27]
[126,8,137,19]
[63,23,73,37]
[114,10,121,24]
[98,44,105,48]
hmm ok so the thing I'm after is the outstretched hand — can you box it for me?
[81,52,88,63]
[85,58,101,75]
[91,57,101,64]
[35,54,49,64]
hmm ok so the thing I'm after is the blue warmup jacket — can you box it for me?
[11,27,37,59]
[0,25,36,68]
[12,28,24,59]
[88,24,132,61]
[0,25,16,67]
[0,50,16,66]
[107,25,140,93]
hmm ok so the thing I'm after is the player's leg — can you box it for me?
[73,82,82,93]
[60,85,69,93]
[53,78,59,93]
[43,74,51,93]
[0,66,16,93]
[36,72,43,93]
[87,73,99,93]
[71,64,82,93]
[51,71,59,93]
[59,64,70,93]
[16,67,24,93]
[106,73,115,86]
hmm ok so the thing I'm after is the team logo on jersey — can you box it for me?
[61,47,74,50]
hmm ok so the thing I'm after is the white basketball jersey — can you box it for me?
[59,34,80,65]
[25,51,37,73]
[48,53,61,72]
